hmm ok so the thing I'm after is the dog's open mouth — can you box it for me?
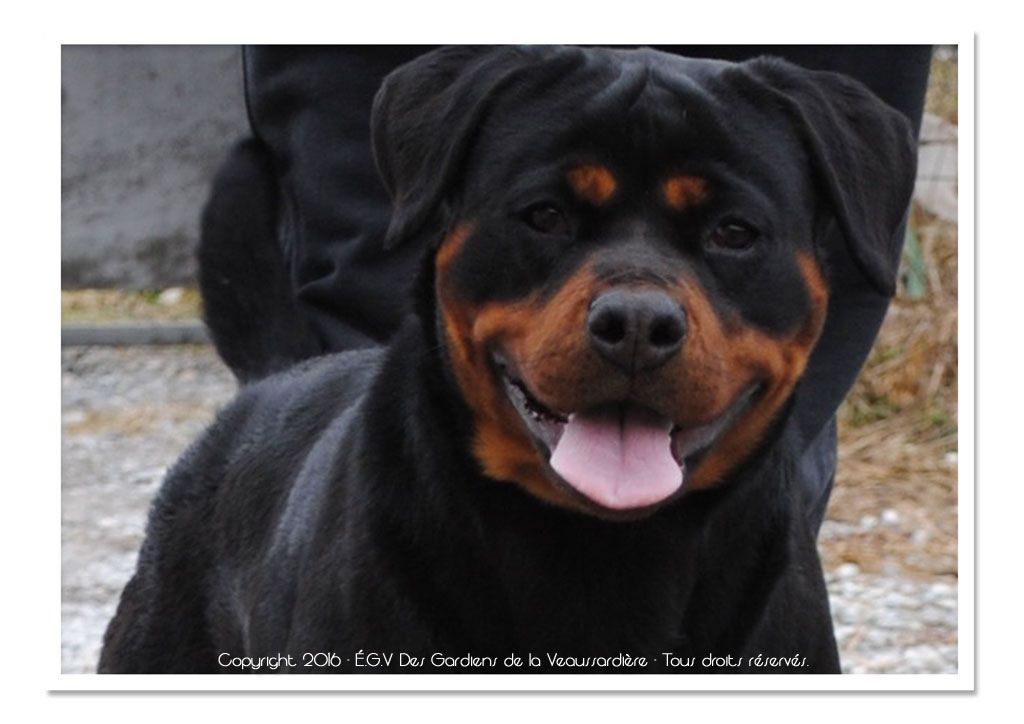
[496,356,758,511]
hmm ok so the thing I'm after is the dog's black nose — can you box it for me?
[587,289,687,373]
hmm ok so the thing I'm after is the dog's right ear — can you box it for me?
[372,46,547,249]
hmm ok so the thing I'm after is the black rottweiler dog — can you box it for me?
[99,46,915,674]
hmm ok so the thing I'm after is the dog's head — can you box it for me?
[372,46,916,517]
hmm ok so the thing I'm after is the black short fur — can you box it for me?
[197,138,322,382]
[99,46,916,674]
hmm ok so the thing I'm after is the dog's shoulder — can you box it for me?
[150,347,386,529]
[229,347,385,439]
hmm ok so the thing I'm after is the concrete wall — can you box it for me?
[62,46,953,290]
[61,46,249,289]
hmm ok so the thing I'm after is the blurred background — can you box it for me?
[60,45,959,674]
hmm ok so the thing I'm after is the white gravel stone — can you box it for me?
[835,562,862,579]
[859,515,879,529]
[157,287,185,306]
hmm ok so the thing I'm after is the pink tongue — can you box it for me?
[550,407,683,510]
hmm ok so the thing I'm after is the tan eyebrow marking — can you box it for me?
[663,175,709,210]
[566,165,618,205]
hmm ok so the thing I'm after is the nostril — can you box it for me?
[588,290,685,372]
[649,314,685,348]
[589,307,628,345]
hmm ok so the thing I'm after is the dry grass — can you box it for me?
[822,48,959,579]
[925,46,958,125]
[823,205,958,579]
[61,288,202,323]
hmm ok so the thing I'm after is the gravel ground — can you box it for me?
[60,344,958,675]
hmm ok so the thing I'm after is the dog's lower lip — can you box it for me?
[495,353,760,474]
[670,383,761,466]
[508,376,568,424]
[495,361,568,453]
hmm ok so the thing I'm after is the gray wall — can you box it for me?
[61,46,249,289]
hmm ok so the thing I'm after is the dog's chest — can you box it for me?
[480,515,697,655]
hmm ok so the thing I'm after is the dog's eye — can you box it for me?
[707,222,759,251]
[524,204,570,236]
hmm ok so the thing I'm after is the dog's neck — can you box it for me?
[351,316,805,655]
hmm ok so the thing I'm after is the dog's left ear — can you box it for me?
[729,58,918,296]
[372,45,573,249]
